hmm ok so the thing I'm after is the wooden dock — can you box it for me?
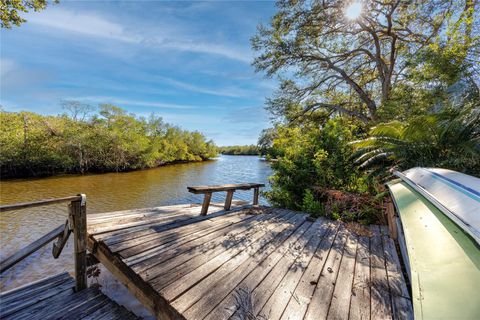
[0,272,140,320]
[87,203,413,320]
[1,184,412,319]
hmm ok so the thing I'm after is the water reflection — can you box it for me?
[0,155,272,291]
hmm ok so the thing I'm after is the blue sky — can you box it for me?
[0,1,277,146]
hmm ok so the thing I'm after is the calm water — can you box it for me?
[0,155,272,293]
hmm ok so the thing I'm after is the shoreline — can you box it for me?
[0,158,217,181]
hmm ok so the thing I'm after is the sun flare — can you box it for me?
[345,2,363,20]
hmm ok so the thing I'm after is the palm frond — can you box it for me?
[359,152,394,169]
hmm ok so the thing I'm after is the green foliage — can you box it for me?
[257,127,279,157]
[351,105,480,177]
[218,145,260,155]
[0,106,217,177]
[264,118,371,210]
[252,0,478,122]
[1,0,57,28]
[300,189,324,217]
[254,0,479,224]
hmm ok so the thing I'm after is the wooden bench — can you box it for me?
[187,183,265,215]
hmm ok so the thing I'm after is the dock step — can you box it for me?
[0,272,141,320]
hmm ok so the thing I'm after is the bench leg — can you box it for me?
[224,190,234,211]
[253,187,259,205]
[201,192,212,216]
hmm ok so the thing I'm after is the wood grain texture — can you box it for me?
[0,272,140,320]
[259,219,333,320]
[279,221,340,320]
[348,235,371,320]
[0,195,81,212]
[71,196,87,292]
[187,183,265,194]
[201,193,212,215]
[0,224,64,273]
[224,190,234,210]
[85,204,411,320]
[370,225,393,320]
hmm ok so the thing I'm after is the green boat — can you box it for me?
[387,168,480,319]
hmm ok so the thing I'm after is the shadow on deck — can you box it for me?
[87,203,413,320]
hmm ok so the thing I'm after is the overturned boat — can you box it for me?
[387,167,480,319]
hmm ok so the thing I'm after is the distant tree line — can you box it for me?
[0,103,217,178]
[218,145,260,155]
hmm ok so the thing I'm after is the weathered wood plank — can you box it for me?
[1,278,73,306]
[89,204,234,235]
[151,212,299,293]
[8,287,77,320]
[89,212,197,235]
[166,212,305,308]
[380,226,413,320]
[52,219,71,258]
[259,219,335,320]
[188,183,265,194]
[92,204,245,242]
[0,272,70,298]
[101,207,244,245]
[88,236,184,319]
[326,232,359,319]
[88,209,194,231]
[302,227,349,320]
[370,225,393,320]
[279,222,340,320]
[192,215,311,319]
[197,215,315,320]
[139,211,290,282]
[0,272,136,320]
[348,235,371,320]
[0,276,75,316]
[80,301,122,320]
[113,210,249,257]
[0,224,64,273]
[87,203,199,222]
[0,195,81,212]
[30,288,104,319]
[125,212,269,270]
[83,203,409,320]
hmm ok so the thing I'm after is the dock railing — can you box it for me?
[0,194,87,291]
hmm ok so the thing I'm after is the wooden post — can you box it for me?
[386,200,397,241]
[71,194,87,291]
[253,187,260,205]
[200,192,212,216]
[224,190,234,211]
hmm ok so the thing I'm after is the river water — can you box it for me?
[0,155,272,297]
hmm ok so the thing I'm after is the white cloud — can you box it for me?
[68,96,199,109]
[27,9,138,43]
[25,8,251,63]
[157,76,251,98]
[224,106,268,123]
[0,59,53,91]
[0,59,16,77]
[159,40,251,63]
